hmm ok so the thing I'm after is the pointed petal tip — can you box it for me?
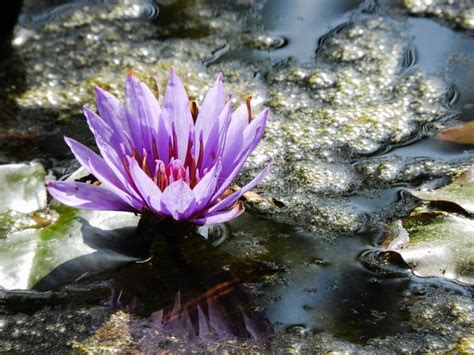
[167,67,184,87]
[191,201,245,225]
[82,105,94,115]
[169,66,176,78]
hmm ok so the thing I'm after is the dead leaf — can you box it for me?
[437,121,474,145]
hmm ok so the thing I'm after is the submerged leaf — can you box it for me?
[437,121,474,145]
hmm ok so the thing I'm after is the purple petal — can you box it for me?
[243,108,269,151]
[222,108,269,179]
[126,157,162,213]
[83,107,139,195]
[46,181,134,211]
[197,305,212,340]
[192,160,222,212]
[201,100,232,169]
[64,137,143,210]
[151,309,164,330]
[65,136,120,187]
[124,74,161,151]
[208,113,268,205]
[194,73,225,156]
[160,179,196,220]
[207,296,233,338]
[220,104,249,178]
[83,106,124,155]
[161,68,193,161]
[95,87,130,143]
[190,202,244,225]
[243,312,261,342]
[207,162,272,214]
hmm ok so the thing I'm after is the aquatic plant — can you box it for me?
[46,69,271,224]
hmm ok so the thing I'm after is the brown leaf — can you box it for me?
[436,121,474,144]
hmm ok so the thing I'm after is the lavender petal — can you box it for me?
[126,156,163,213]
[46,181,134,211]
[124,74,161,151]
[160,179,197,220]
[95,87,130,143]
[192,160,222,212]
[194,73,225,156]
[190,202,244,225]
[161,68,193,162]
[207,162,272,215]
[64,137,142,210]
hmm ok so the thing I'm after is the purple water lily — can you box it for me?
[46,69,271,225]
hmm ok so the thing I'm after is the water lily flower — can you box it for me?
[46,69,271,225]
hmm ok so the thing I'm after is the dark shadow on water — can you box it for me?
[29,215,274,345]
[31,217,152,291]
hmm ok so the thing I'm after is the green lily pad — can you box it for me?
[383,166,474,284]
[411,167,474,214]
[0,204,141,290]
[0,163,142,290]
[29,206,141,290]
[399,211,474,284]
[0,162,46,214]
[0,228,40,289]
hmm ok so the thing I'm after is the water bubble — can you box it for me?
[285,324,310,336]
[136,1,159,21]
[410,284,427,296]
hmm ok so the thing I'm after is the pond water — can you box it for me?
[0,0,473,352]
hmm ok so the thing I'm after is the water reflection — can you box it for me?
[408,17,474,123]
[262,0,362,62]
[229,214,410,343]
[30,217,274,347]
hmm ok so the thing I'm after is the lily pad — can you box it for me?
[0,204,142,290]
[0,162,46,214]
[399,211,474,284]
[0,163,142,290]
[412,167,474,214]
[384,167,474,284]
[0,228,40,289]
[30,206,141,290]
